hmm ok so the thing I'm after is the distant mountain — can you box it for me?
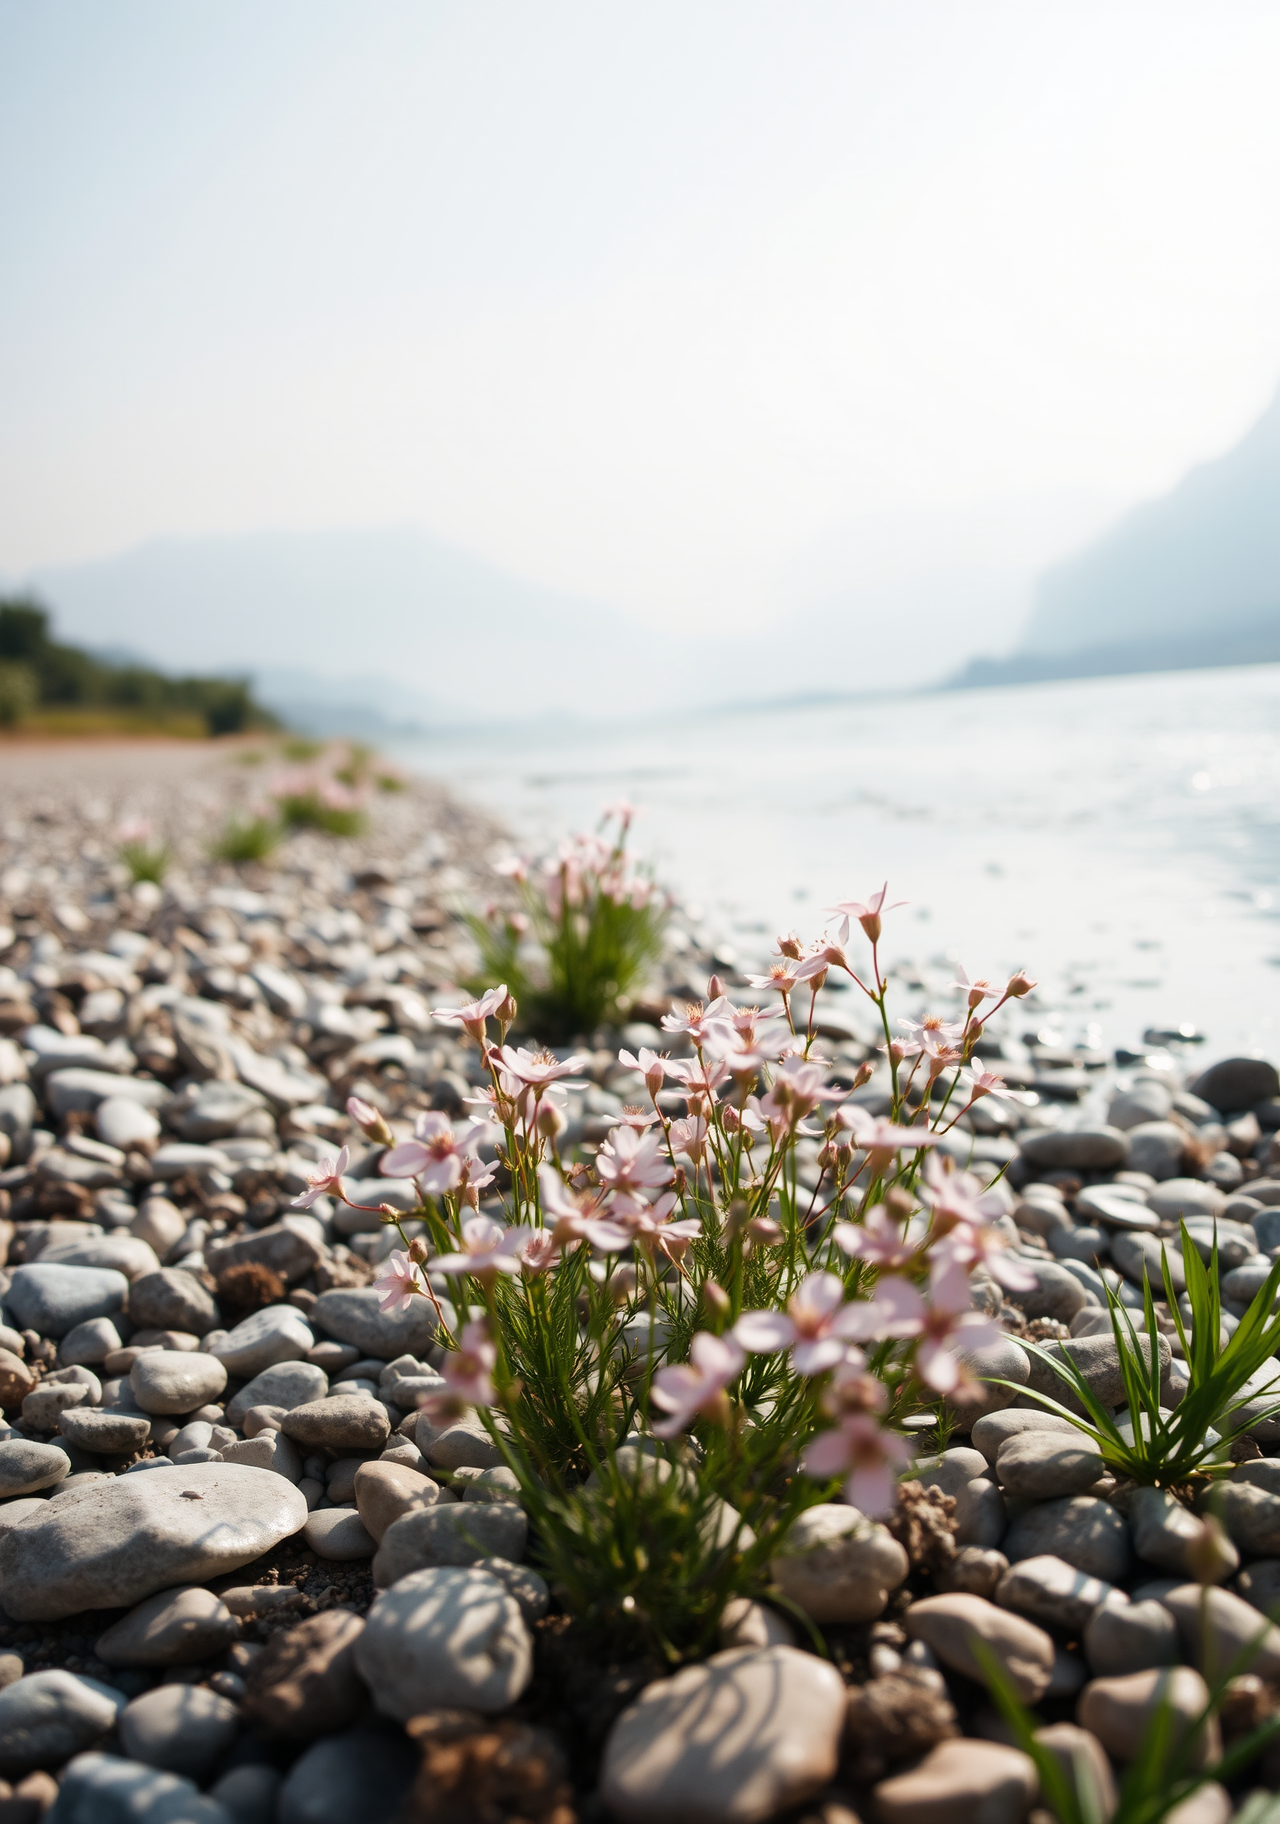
[950,384,1280,688]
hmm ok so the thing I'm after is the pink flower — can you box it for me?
[618,1047,671,1098]
[827,884,907,946]
[793,939,853,984]
[117,815,153,844]
[496,1045,592,1087]
[434,1215,529,1282]
[596,1126,674,1194]
[537,1166,633,1252]
[838,1107,940,1173]
[744,961,801,995]
[734,1271,866,1375]
[832,1204,917,1271]
[661,997,734,1045]
[665,1056,730,1102]
[650,1331,744,1438]
[802,1414,912,1517]
[494,855,529,882]
[434,985,510,1044]
[291,1145,350,1209]
[668,1114,709,1164]
[961,1063,1014,1101]
[838,1272,1002,1395]
[442,1319,497,1406]
[520,1231,559,1277]
[346,1095,392,1144]
[610,1191,702,1267]
[897,1014,965,1061]
[951,965,998,1010]
[371,1248,425,1313]
[381,1111,480,1196]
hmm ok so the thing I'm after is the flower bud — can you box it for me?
[806,967,829,993]
[535,1098,567,1140]
[347,1096,394,1146]
[851,1060,875,1090]
[643,1057,666,1099]
[707,973,727,1000]
[702,1279,730,1316]
[776,932,803,960]
[858,911,882,944]
[724,1196,751,1239]
[408,1236,430,1264]
[1006,970,1037,999]
[746,1216,782,1247]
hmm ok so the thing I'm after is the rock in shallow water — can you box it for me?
[0,1461,307,1620]
[601,1644,846,1824]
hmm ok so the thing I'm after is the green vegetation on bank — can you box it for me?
[0,596,280,737]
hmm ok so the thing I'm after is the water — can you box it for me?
[388,664,1280,1062]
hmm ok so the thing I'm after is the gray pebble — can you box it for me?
[1003,1496,1132,1583]
[1084,1594,1179,1674]
[0,1668,124,1773]
[119,1682,240,1776]
[373,1499,527,1587]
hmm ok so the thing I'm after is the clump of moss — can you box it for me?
[216,1260,286,1322]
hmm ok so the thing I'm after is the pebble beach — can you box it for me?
[0,741,1278,1824]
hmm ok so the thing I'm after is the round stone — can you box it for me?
[600,1645,846,1824]
[96,1585,240,1666]
[0,1669,124,1774]
[994,1433,1104,1500]
[56,1409,151,1455]
[0,1441,69,1498]
[355,1565,532,1718]
[1083,1595,1179,1675]
[949,1336,1031,1423]
[128,1270,220,1338]
[280,1395,390,1452]
[872,1737,1038,1824]
[4,1264,128,1338]
[97,1096,162,1150]
[130,1351,228,1416]
[1123,1123,1189,1182]
[1191,1058,1280,1115]
[310,1287,451,1360]
[0,1461,307,1620]
[225,1362,329,1428]
[1078,1667,1219,1765]
[58,1318,123,1367]
[1019,1129,1130,1172]
[903,1593,1055,1703]
[304,1509,376,1561]
[211,1307,315,1378]
[241,1610,367,1742]
[769,1504,909,1624]
[1003,1496,1132,1583]
[353,1461,440,1543]
[372,1500,527,1587]
[119,1684,240,1777]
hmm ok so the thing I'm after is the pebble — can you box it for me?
[994,1433,1103,1499]
[303,1508,377,1560]
[4,1264,128,1338]
[1083,1593,1179,1674]
[372,1498,527,1586]
[46,1750,231,1824]
[995,1554,1118,1633]
[1234,1558,1280,1617]
[1191,1056,1280,1112]
[948,1336,1030,1420]
[1003,1495,1132,1583]
[0,1440,69,1497]
[1146,1179,1226,1222]
[119,1683,240,1777]
[1075,1185,1161,1230]
[242,1611,367,1741]
[1122,1122,1190,1182]
[0,1461,306,1620]
[206,1223,325,1287]
[95,1585,241,1666]
[1008,1259,1087,1323]
[276,1722,417,1824]
[56,1408,151,1454]
[872,1737,1038,1824]
[43,1235,159,1281]
[462,1465,523,1504]
[210,1765,283,1824]
[952,1479,1007,1549]
[225,1362,329,1428]
[1020,1128,1130,1171]
[210,1306,315,1378]
[1129,1487,1238,1580]
[418,1415,506,1472]
[1034,1723,1116,1821]
[128,1269,220,1337]
[353,1460,440,1542]
[280,1394,390,1452]
[130,1350,228,1416]
[903,1593,1054,1702]
[310,1286,449,1361]
[0,1670,124,1774]
[1213,1482,1280,1556]
[769,1504,909,1623]
[59,1317,123,1367]
[1109,1083,1174,1128]
[96,1094,162,1150]
[1160,1581,1280,1681]
[1078,1666,1219,1765]
[600,1644,846,1824]
[970,1409,1080,1463]
[221,1428,304,1482]
[936,1546,1009,1600]
[1023,1328,1171,1415]
[356,1565,533,1718]
[912,1448,989,1499]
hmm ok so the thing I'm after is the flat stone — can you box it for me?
[0,1440,69,1497]
[356,1564,533,1718]
[418,1415,505,1471]
[119,1683,239,1777]
[769,1504,909,1623]
[1078,1666,1219,1765]
[40,1236,158,1282]
[1214,1482,1280,1556]
[1020,1128,1130,1172]
[310,1287,451,1360]
[1021,1329,1171,1416]
[1130,1487,1238,1580]
[1160,1581,1280,1681]
[994,1433,1103,1499]
[1034,1724,1116,1822]
[128,1270,220,1337]
[1006,1259,1087,1323]
[221,1430,303,1482]
[903,1593,1054,1702]
[1075,1186,1160,1230]
[56,1409,150,1455]
[948,1336,1030,1423]
[225,1362,329,1428]
[872,1737,1038,1824]
[952,1479,1007,1549]
[1147,1180,1226,1223]
[276,1722,417,1824]
[149,1142,233,1180]
[1222,1258,1275,1303]
[46,1751,230,1824]
[5,1264,128,1338]
[996,1554,1118,1633]
[241,1610,367,1741]
[304,1509,377,1560]
[373,1499,527,1586]
[1003,1497,1132,1583]
[1083,1594,1179,1675]
[970,1410,1081,1464]
[96,1585,240,1666]
[22,1381,92,1430]
[206,1223,325,1288]
[280,1394,390,1452]
[211,1306,314,1378]
[1192,1057,1280,1114]
[353,1460,440,1542]
[96,1096,162,1150]
[0,1460,307,1620]
[130,1351,227,1416]
[601,1644,846,1824]
[0,1670,124,1775]
[1109,1084,1174,1129]
[174,1080,270,1141]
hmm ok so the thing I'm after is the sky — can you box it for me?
[1,1,1279,671]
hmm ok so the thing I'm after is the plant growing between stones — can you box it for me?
[210,812,280,865]
[117,817,169,884]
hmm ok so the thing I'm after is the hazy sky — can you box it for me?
[2,1,1279,640]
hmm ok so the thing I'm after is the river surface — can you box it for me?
[388,664,1280,1064]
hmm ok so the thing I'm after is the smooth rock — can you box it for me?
[225,1362,329,1428]
[118,1684,239,1777]
[241,1610,367,1741]
[1109,1084,1174,1129]
[355,1565,532,1717]
[0,1461,307,1619]
[1076,1186,1161,1231]
[210,1766,282,1824]
[1083,1594,1179,1675]
[971,1410,1081,1464]
[913,1448,989,1499]
[206,1223,324,1287]
[276,1722,417,1824]
[936,1546,1010,1600]
[304,1508,376,1560]
[903,1593,1054,1702]
[128,1270,219,1338]
[97,1097,162,1151]
[56,1409,151,1455]
[373,1499,527,1586]
[1214,1482,1280,1556]
[58,1318,122,1367]
[872,1738,1037,1824]
[1147,1180,1226,1223]
[1130,1487,1238,1580]
[1033,1723,1116,1822]
[210,1306,314,1378]
[47,1750,232,1824]
[0,1440,69,1496]
[5,1264,127,1338]
[1007,1259,1087,1323]
[601,1644,846,1824]
[130,1351,227,1416]
[1234,1559,1280,1618]
[418,1415,504,1471]
[280,1394,389,1452]
[310,1287,450,1360]
[0,1671,123,1774]
[996,1555,1118,1633]
[995,1433,1103,1500]
[353,1460,440,1542]
[769,1504,909,1623]
[473,1557,551,1624]
[1020,1128,1130,1172]
[42,1237,159,1282]
[953,1479,1007,1549]
[1078,1666,1219,1765]
[1160,1580,1280,1681]
[1192,1057,1280,1114]
[220,1429,304,1482]
[128,1198,188,1263]
[1003,1497,1132,1583]
[1021,1329,1171,1416]
[948,1336,1031,1422]
[96,1585,240,1666]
